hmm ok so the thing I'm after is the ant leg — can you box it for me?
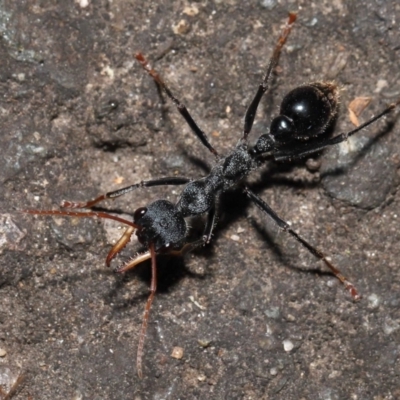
[203,203,218,245]
[61,177,191,208]
[170,204,219,257]
[135,53,219,157]
[242,12,296,141]
[244,187,361,300]
[274,98,400,162]
[136,242,157,379]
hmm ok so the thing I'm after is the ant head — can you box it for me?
[134,199,187,251]
[270,82,339,143]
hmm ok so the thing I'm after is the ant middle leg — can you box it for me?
[242,12,297,141]
[61,176,191,208]
[179,204,219,255]
[244,187,360,300]
[135,53,219,157]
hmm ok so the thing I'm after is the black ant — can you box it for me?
[24,13,400,378]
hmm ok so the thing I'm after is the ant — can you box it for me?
[25,13,400,378]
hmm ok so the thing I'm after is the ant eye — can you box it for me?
[134,207,147,222]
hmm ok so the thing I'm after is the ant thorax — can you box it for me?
[176,141,258,215]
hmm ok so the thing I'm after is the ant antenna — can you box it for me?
[136,243,157,379]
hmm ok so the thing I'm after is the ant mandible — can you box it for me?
[25,13,400,378]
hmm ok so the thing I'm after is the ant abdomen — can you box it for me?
[271,82,339,143]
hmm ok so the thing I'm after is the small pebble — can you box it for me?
[237,226,245,233]
[260,0,277,10]
[283,339,294,352]
[76,0,89,8]
[171,346,184,359]
[230,234,240,242]
[172,19,190,35]
[198,339,212,348]
[367,293,380,309]
[183,5,199,16]
[270,367,278,376]
[374,79,388,93]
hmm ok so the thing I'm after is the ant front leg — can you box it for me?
[244,187,360,300]
[61,177,191,208]
[171,204,219,257]
[203,203,219,244]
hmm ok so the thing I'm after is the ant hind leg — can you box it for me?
[244,187,360,300]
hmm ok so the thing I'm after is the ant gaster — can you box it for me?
[25,13,400,378]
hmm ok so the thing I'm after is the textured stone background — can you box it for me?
[0,1,399,399]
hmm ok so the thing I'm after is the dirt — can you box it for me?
[0,1,399,399]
